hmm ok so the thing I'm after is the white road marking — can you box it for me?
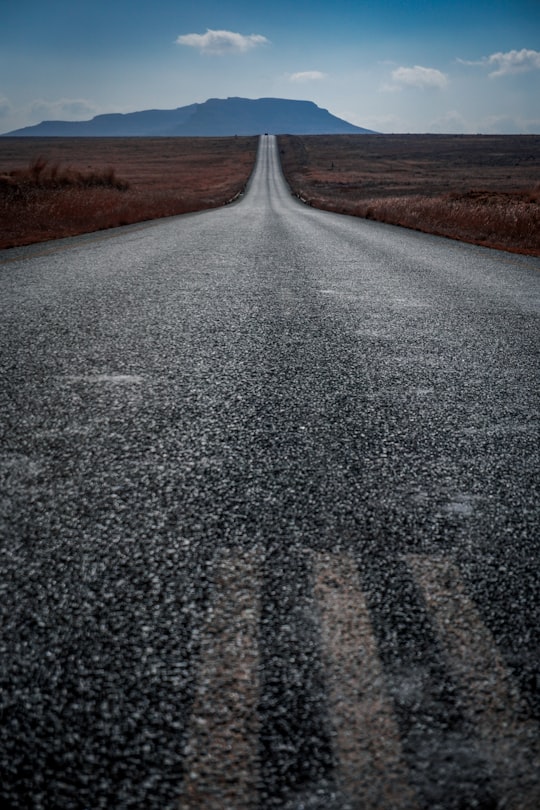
[179,548,261,810]
[314,552,418,809]
[407,554,540,810]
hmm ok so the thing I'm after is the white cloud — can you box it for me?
[459,48,540,77]
[480,114,540,134]
[429,110,471,134]
[0,96,11,117]
[29,98,98,120]
[176,29,269,55]
[289,71,327,83]
[391,65,448,89]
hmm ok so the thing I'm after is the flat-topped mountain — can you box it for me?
[3,97,376,137]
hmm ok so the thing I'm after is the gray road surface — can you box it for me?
[1,135,539,809]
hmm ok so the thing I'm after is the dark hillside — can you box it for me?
[3,97,376,137]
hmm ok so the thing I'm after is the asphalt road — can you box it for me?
[1,135,539,810]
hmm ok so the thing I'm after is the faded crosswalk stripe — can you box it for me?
[179,549,261,810]
[407,554,540,810]
[314,553,419,809]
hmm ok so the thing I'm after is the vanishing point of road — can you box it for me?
[1,135,539,809]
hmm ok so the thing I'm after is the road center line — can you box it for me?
[313,552,419,809]
[407,554,540,809]
[179,548,261,810]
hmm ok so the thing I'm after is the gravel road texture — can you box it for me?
[1,136,539,809]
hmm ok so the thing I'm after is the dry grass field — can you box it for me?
[278,134,540,256]
[0,137,258,249]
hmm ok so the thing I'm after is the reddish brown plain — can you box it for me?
[278,134,540,256]
[0,137,258,249]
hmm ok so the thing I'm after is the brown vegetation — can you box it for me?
[278,134,540,255]
[0,137,258,248]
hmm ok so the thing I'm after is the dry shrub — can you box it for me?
[0,157,134,246]
[0,186,244,247]
[279,134,540,255]
[351,191,540,253]
[0,137,258,248]
[299,189,540,254]
[0,157,129,196]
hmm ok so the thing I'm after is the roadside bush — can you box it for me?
[0,158,129,198]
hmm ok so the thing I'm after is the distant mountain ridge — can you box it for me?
[2,97,376,137]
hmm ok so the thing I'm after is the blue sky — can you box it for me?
[1,0,539,133]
